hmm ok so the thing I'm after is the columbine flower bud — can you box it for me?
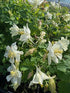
[40,31,46,37]
[49,78,56,93]
[39,20,42,29]
[40,39,46,44]
[44,82,49,92]
[24,48,37,56]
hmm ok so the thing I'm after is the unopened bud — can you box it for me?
[43,53,47,61]
[25,48,37,56]
[39,20,42,29]
[49,78,56,93]
[44,82,49,92]
[40,31,46,37]
[27,71,33,79]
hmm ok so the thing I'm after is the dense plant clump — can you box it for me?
[0,0,70,93]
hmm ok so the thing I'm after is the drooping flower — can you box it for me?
[28,0,44,8]
[29,67,55,87]
[10,24,24,37]
[6,64,22,90]
[4,42,23,63]
[47,41,63,65]
[10,24,20,37]
[63,14,70,22]
[49,78,56,93]
[10,24,32,44]
[58,37,69,51]
[19,24,32,44]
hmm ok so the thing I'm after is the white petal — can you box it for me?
[17,71,22,78]
[11,77,18,84]
[7,66,12,72]
[4,46,10,58]
[33,72,42,84]
[47,41,52,51]
[58,37,69,51]
[11,42,17,50]
[25,24,31,34]
[10,24,19,37]
[38,69,50,80]
[55,53,62,60]
[9,58,14,63]
[19,34,28,42]
[29,81,34,88]
[4,52,8,58]
[7,64,16,72]
[52,55,58,64]
[6,75,12,82]
[16,54,20,62]
[48,54,52,65]
[29,71,43,87]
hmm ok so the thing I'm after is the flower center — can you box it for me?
[54,49,63,54]
[18,31,24,35]
[8,50,15,58]
[10,71,16,77]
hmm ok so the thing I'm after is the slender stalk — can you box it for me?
[37,85,40,93]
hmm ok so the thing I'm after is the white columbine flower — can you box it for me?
[50,2,60,8]
[10,24,20,37]
[47,41,63,65]
[19,24,32,44]
[6,64,22,90]
[46,12,52,19]
[28,0,44,8]
[58,37,69,51]
[10,24,24,37]
[63,14,70,22]
[4,42,23,63]
[29,67,55,87]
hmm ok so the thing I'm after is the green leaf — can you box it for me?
[58,81,70,93]
[57,64,66,72]
[20,67,29,71]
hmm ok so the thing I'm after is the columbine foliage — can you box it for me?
[0,0,70,93]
